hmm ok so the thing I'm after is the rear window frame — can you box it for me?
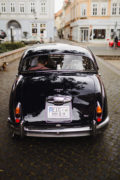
[19,53,98,74]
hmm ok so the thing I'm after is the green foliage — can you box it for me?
[0,44,8,53]
[0,42,25,53]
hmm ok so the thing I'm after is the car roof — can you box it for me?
[22,43,94,60]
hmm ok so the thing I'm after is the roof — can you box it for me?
[22,43,94,60]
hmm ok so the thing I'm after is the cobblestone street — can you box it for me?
[0,42,120,180]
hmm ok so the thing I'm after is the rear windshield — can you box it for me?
[21,54,96,72]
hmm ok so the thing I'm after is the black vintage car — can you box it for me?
[8,43,109,138]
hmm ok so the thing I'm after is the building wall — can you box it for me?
[0,0,55,42]
[62,0,120,42]
[55,10,63,36]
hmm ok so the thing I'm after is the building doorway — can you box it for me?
[80,28,89,42]
[7,20,21,41]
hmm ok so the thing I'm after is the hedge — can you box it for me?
[0,42,25,53]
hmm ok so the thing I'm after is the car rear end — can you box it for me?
[8,44,109,138]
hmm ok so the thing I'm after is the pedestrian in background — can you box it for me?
[114,36,118,48]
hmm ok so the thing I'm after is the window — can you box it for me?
[20,3,25,13]
[40,24,46,36]
[81,4,87,17]
[93,29,106,39]
[1,3,6,13]
[111,29,120,39]
[92,3,98,16]
[112,2,120,15]
[31,2,35,13]
[119,3,120,15]
[101,3,107,16]
[22,55,95,72]
[11,2,15,12]
[40,24,46,28]
[101,7,106,15]
[112,3,117,15]
[32,23,37,34]
[40,0,47,14]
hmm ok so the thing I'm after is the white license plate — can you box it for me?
[48,106,70,119]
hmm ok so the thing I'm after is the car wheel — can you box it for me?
[36,41,41,44]
[9,126,20,140]
[12,132,20,140]
[8,121,22,140]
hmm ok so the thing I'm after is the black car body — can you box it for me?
[8,43,109,138]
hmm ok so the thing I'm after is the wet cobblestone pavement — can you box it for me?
[0,52,120,179]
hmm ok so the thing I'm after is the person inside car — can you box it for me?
[29,56,49,70]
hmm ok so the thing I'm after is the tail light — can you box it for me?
[15,103,21,124]
[96,105,102,114]
[15,107,20,114]
[15,118,20,124]
[96,102,102,122]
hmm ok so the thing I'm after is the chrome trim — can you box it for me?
[24,126,91,133]
[25,132,90,138]
[92,120,97,135]
[8,117,11,122]
[47,95,72,104]
[8,116,109,137]
[24,116,109,138]
[96,116,109,129]
[20,120,25,138]
[16,102,21,110]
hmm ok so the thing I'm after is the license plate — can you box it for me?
[48,106,70,119]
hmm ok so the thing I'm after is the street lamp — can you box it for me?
[10,26,14,43]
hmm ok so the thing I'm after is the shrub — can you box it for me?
[0,44,8,53]
[0,42,25,53]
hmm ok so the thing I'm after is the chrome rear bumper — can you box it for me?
[8,116,109,138]
[24,116,109,137]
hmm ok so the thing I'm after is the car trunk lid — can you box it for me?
[19,72,96,125]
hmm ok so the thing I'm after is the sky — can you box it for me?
[55,0,64,13]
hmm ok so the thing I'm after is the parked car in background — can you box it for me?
[8,43,109,139]
[0,38,4,43]
[109,39,120,47]
[0,37,7,44]
[0,30,7,39]
[21,35,43,45]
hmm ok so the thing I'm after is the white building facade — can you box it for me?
[0,0,55,42]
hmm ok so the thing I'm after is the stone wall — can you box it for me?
[0,47,27,67]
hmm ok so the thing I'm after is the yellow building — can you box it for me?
[59,0,120,42]
[55,9,63,38]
